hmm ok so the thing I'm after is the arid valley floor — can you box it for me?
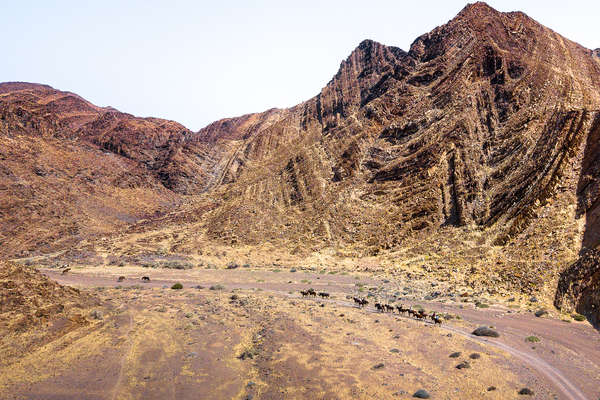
[1,263,598,400]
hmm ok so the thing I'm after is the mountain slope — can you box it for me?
[163,2,600,255]
[0,83,184,256]
[2,3,600,299]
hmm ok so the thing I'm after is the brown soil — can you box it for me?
[1,266,597,400]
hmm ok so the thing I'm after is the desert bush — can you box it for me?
[238,348,258,360]
[572,313,586,321]
[171,283,183,290]
[209,284,224,291]
[163,261,193,270]
[525,336,540,343]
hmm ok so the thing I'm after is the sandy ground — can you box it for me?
[0,266,598,400]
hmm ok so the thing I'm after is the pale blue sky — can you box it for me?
[2,1,597,131]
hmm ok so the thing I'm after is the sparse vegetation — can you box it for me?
[209,284,225,291]
[171,283,183,290]
[518,388,534,396]
[238,348,259,360]
[525,336,540,343]
[572,313,586,321]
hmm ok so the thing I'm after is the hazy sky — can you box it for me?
[2,1,598,131]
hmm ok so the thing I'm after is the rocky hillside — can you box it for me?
[159,2,600,260]
[1,3,600,299]
[0,260,100,366]
[555,248,600,327]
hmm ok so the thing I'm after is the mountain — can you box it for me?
[2,2,600,303]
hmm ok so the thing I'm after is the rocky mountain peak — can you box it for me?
[457,1,499,18]
[332,39,410,82]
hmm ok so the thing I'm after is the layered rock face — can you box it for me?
[2,3,600,300]
[555,249,600,327]
[187,2,600,257]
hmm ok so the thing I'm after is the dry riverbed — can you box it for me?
[0,266,598,400]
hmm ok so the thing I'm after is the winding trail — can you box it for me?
[318,297,591,400]
[443,326,588,400]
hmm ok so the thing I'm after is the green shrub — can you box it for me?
[572,313,586,321]
[171,283,183,290]
[525,336,540,343]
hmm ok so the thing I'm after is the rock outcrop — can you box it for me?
[555,249,600,327]
[0,261,94,333]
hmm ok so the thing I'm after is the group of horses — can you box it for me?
[375,301,442,324]
[352,296,442,325]
[300,288,330,298]
[298,288,443,325]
